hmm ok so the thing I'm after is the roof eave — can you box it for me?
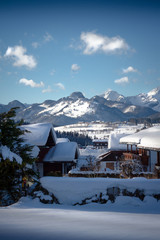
[138,145,160,151]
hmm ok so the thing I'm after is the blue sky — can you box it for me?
[0,0,160,104]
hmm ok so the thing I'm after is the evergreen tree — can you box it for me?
[0,108,36,202]
[56,130,92,146]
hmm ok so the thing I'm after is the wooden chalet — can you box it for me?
[22,123,79,177]
[119,126,160,176]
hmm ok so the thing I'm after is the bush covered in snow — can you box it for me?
[121,159,143,176]
[68,171,120,178]
[40,177,160,205]
[29,182,59,204]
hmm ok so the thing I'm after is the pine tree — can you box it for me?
[0,108,36,203]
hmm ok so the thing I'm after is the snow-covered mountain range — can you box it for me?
[0,87,160,126]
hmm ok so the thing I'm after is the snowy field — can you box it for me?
[55,122,144,139]
[0,197,160,240]
[1,177,160,240]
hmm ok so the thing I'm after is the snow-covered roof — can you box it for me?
[92,139,108,143]
[56,138,70,143]
[120,126,160,150]
[44,142,80,162]
[21,123,57,146]
[108,132,128,150]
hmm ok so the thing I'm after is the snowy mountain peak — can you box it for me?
[147,86,160,100]
[69,92,85,99]
[101,90,125,102]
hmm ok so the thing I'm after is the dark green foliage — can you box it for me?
[128,117,160,125]
[0,108,37,203]
[0,108,24,151]
[56,131,92,146]
[0,159,20,191]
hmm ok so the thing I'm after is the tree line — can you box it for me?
[56,131,92,147]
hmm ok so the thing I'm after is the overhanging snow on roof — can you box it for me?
[21,123,57,146]
[120,126,160,150]
[44,142,80,162]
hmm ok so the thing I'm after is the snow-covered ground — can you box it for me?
[0,195,160,240]
[55,122,144,140]
[1,177,160,240]
[40,177,160,205]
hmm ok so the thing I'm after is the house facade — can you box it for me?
[92,139,108,149]
[98,150,126,172]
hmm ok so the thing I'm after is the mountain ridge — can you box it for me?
[0,87,159,126]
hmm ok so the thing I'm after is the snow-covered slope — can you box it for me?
[127,87,160,111]
[38,99,94,118]
[148,86,160,102]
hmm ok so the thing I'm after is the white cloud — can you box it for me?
[44,32,53,42]
[42,86,53,93]
[4,45,37,69]
[55,82,65,90]
[122,66,137,74]
[19,78,44,88]
[80,32,129,55]
[114,76,129,84]
[71,64,80,72]
[32,42,40,49]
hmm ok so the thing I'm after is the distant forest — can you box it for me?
[56,131,92,147]
[128,117,160,125]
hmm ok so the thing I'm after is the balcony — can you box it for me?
[123,152,141,161]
